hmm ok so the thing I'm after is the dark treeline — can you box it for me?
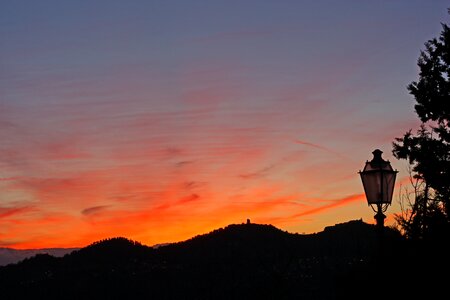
[1,220,448,299]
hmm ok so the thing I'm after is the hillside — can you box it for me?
[0,220,443,299]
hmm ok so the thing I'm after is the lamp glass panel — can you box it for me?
[360,171,381,204]
[382,171,397,204]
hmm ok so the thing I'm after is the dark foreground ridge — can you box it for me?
[0,220,447,299]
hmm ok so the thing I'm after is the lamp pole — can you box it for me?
[374,204,386,229]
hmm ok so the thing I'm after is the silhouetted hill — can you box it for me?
[66,237,151,264]
[0,220,445,300]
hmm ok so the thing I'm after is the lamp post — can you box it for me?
[359,149,398,229]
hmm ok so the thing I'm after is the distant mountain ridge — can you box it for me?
[0,247,79,266]
[0,243,171,266]
[0,219,408,299]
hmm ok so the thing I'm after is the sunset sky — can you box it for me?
[1,1,449,249]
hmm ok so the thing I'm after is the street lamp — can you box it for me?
[359,149,398,228]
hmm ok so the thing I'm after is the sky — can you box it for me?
[1,1,449,249]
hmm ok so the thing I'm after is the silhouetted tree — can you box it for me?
[394,169,447,239]
[393,11,450,239]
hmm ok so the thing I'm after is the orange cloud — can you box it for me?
[260,194,365,225]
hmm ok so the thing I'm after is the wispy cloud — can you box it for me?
[290,194,365,219]
[81,205,110,216]
[294,139,350,160]
[0,206,33,218]
[190,29,275,43]
[261,194,365,225]
[0,177,22,182]
[239,164,276,179]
